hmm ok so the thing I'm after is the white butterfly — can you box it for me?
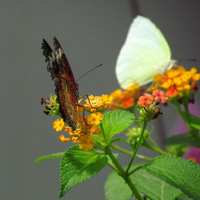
[116,15,177,89]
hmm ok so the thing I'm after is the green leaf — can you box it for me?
[34,152,64,162]
[176,194,192,200]
[105,164,182,200]
[187,113,200,125]
[110,138,128,144]
[132,169,183,200]
[59,145,108,198]
[105,171,132,200]
[101,110,136,140]
[90,134,103,143]
[143,156,200,199]
[164,133,200,148]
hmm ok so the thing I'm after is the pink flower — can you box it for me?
[152,90,168,103]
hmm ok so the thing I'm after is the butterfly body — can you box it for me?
[42,37,78,130]
[116,15,177,89]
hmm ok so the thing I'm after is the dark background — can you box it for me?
[1,1,200,199]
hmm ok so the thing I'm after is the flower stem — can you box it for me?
[126,121,148,174]
[143,142,171,156]
[111,144,152,161]
[105,148,143,200]
[147,136,160,148]
[173,98,189,128]
[100,123,108,144]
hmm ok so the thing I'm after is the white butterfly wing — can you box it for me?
[116,15,172,89]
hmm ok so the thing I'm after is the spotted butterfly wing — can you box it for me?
[41,37,79,130]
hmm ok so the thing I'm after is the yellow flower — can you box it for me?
[146,82,160,91]
[161,79,173,89]
[177,66,186,73]
[85,112,103,126]
[193,73,200,81]
[77,134,94,151]
[59,135,72,143]
[84,95,113,112]
[153,73,165,82]
[62,122,101,151]
[126,83,139,92]
[110,89,124,103]
[50,94,107,151]
[53,118,65,132]
[166,68,181,78]
[77,125,101,151]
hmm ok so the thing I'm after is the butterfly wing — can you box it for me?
[116,15,172,89]
[42,37,79,130]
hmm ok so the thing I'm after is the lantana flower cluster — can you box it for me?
[137,90,168,121]
[52,94,112,151]
[148,66,200,101]
[109,83,141,110]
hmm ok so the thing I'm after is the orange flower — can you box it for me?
[166,86,178,97]
[110,84,140,110]
[148,66,200,100]
[137,91,166,120]
[59,135,72,143]
[137,93,154,107]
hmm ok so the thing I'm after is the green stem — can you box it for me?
[173,98,189,128]
[111,144,152,161]
[107,160,120,174]
[126,121,148,173]
[173,98,200,143]
[106,148,143,200]
[100,123,108,144]
[128,164,145,176]
[144,142,171,156]
[148,136,160,148]
[99,122,143,198]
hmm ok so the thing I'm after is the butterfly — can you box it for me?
[41,37,79,130]
[116,15,177,89]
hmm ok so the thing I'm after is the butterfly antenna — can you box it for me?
[76,63,103,82]
[178,59,197,62]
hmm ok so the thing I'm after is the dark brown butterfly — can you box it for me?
[41,37,79,130]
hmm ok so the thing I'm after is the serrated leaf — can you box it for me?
[110,138,128,144]
[34,152,64,162]
[131,169,183,200]
[101,110,136,140]
[176,194,192,200]
[143,156,200,199]
[59,145,108,198]
[105,171,132,200]
[105,164,181,200]
[164,133,200,148]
